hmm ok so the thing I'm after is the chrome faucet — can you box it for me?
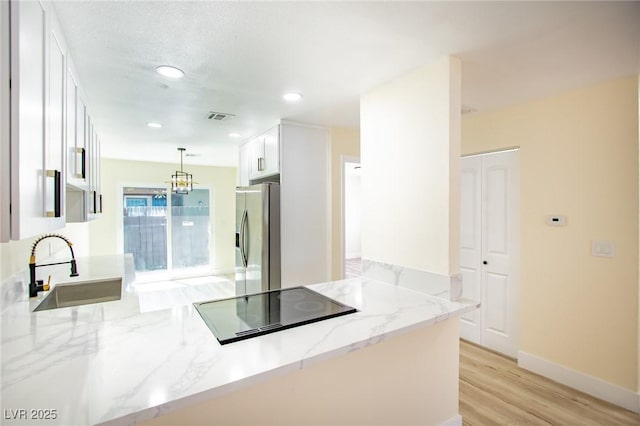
[29,234,79,297]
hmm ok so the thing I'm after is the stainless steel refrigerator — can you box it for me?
[235,183,281,295]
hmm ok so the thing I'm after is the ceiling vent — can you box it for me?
[207,111,235,121]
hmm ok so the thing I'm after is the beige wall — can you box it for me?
[330,127,360,280]
[462,76,639,391]
[90,158,236,274]
[143,318,460,426]
[361,56,461,276]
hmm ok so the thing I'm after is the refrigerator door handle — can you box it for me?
[239,210,246,267]
[241,209,249,268]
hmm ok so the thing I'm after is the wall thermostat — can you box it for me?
[546,215,567,226]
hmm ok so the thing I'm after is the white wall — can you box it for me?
[344,164,361,259]
[279,123,330,287]
[330,127,360,280]
[360,56,461,276]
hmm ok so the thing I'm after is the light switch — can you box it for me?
[592,240,615,258]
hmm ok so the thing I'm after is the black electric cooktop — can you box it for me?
[194,287,357,345]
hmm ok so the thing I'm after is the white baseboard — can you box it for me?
[440,414,462,426]
[518,350,640,413]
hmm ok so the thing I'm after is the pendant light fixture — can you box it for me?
[171,147,193,194]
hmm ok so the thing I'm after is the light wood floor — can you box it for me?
[459,340,640,425]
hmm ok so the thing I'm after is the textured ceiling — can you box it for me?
[52,1,640,167]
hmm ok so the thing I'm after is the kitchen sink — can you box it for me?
[33,277,122,312]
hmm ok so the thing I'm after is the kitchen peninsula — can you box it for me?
[1,256,477,426]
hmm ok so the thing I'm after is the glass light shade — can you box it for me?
[171,170,193,194]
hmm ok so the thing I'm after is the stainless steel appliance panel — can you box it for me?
[235,189,247,295]
[235,183,280,296]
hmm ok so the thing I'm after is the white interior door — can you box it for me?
[460,150,520,358]
[459,156,482,343]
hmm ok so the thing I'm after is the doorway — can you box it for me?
[342,158,362,278]
[122,186,211,282]
[459,149,520,358]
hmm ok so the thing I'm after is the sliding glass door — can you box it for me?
[171,189,210,270]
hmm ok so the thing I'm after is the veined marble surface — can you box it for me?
[362,258,464,300]
[1,257,478,426]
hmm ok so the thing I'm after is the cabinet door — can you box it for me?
[47,20,66,226]
[95,136,102,214]
[248,136,263,180]
[261,125,280,177]
[248,126,280,181]
[87,119,100,217]
[238,143,250,186]
[66,70,78,183]
[77,96,87,181]
[10,0,50,239]
[0,0,10,242]
[87,116,96,216]
[66,66,88,189]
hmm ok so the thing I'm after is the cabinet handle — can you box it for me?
[258,157,265,171]
[99,193,103,213]
[89,190,97,214]
[76,147,86,179]
[45,169,62,218]
[483,261,488,265]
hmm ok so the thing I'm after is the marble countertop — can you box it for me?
[1,255,478,426]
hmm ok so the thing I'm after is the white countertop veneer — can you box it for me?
[1,256,478,426]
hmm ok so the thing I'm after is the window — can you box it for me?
[122,187,211,279]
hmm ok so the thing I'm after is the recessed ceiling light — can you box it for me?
[146,122,163,128]
[156,65,184,79]
[283,92,303,102]
[229,133,241,138]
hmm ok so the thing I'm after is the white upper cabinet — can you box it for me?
[10,0,52,239]
[66,59,89,190]
[47,12,67,227]
[0,1,11,242]
[238,143,250,186]
[9,0,102,236]
[262,125,279,177]
[247,125,280,181]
